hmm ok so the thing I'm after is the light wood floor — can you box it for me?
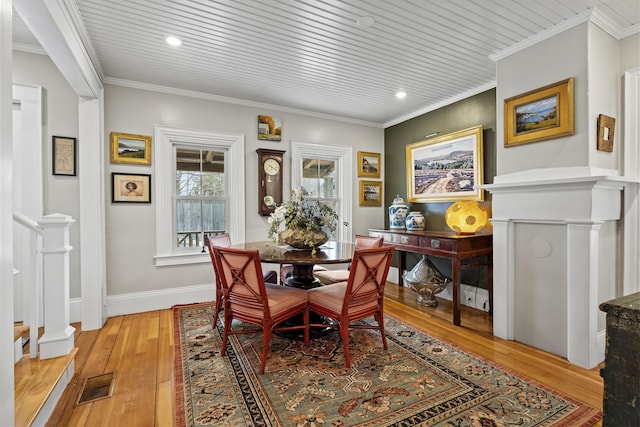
[44,283,603,426]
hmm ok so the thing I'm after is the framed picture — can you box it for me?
[357,151,381,178]
[406,125,484,202]
[258,115,282,141]
[504,77,574,147]
[52,136,77,176]
[359,180,382,206]
[110,132,152,165]
[112,173,151,203]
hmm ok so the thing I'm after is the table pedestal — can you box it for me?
[283,264,322,289]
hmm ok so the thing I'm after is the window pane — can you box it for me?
[176,148,202,196]
[176,199,202,247]
[302,157,336,199]
[203,200,226,236]
[319,159,336,198]
[202,150,225,196]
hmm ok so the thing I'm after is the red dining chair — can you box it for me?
[313,235,384,285]
[213,246,310,374]
[205,234,278,329]
[308,245,395,368]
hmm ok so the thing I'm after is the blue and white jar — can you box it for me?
[406,211,426,231]
[388,195,409,229]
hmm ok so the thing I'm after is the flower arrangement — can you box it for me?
[268,187,342,252]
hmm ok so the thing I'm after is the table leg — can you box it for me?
[452,258,461,326]
[398,251,406,287]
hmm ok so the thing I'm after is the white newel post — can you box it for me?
[38,213,76,359]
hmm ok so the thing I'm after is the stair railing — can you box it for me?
[13,212,43,359]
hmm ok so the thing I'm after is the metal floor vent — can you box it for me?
[76,371,116,405]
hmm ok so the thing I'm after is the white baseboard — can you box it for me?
[107,283,215,317]
[69,283,215,321]
[388,267,491,312]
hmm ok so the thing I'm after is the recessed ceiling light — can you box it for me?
[396,91,407,99]
[356,16,375,28]
[166,36,182,46]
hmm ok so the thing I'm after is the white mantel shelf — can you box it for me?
[482,167,629,369]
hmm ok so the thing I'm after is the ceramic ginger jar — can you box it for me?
[405,211,425,231]
[388,195,409,229]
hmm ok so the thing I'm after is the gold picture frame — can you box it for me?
[111,173,151,203]
[357,151,381,178]
[504,77,574,147]
[110,132,152,165]
[359,180,382,206]
[406,125,484,202]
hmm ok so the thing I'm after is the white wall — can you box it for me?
[105,83,384,297]
[12,51,81,298]
[620,33,640,73]
[588,24,620,170]
[496,23,589,175]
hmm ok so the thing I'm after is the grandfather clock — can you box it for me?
[256,149,285,216]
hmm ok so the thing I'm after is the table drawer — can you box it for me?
[370,231,420,247]
[420,236,454,251]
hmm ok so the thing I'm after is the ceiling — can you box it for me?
[12,0,640,127]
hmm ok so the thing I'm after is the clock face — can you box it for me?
[264,158,280,175]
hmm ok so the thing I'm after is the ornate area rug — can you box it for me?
[173,303,601,426]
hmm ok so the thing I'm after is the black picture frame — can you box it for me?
[111,173,151,203]
[52,136,77,176]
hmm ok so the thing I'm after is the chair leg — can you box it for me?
[340,323,351,368]
[375,312,388,350]
[260,328,273,374]
[212,294,223,329]
[303,308,310,347]
[220,311,231,357]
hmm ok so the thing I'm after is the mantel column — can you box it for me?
[567,221,604,368]
[38,213,76,359]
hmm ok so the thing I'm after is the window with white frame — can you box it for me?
[175,147,226,249]
[291,141,353,242]
[155,127,245,266]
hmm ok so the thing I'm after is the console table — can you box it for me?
[368,229,493,326]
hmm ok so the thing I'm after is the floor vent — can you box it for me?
[76,371,116,405]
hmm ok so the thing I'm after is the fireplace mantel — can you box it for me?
[483,167,625,368]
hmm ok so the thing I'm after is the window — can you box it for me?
[291,141,352,242]
[175,148,226,249]
[155,127,245,266]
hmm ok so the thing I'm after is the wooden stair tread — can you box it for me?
[14,325,29,342]
[15,348,78,427]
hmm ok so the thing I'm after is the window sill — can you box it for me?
[154,252,210,267]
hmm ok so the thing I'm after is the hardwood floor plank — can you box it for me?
[41,286,603,426]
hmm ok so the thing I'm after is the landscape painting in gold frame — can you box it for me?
[110,132,152,165]
[357,151,381,178]
[359,180,382,206]
[406,125,484,203]
[504,77,574,147]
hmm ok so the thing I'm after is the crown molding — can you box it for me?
[490,7,639,63]
[383,81,497,128]
[12,42,47,56]
[489,9,592,62]
[103,77,383,128]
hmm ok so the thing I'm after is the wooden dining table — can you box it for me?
[231,240,356,289]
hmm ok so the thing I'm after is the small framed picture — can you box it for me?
[359,180,382,206]
[110,132,152,165]
[52,136,77,176]
[357,151,381,178]
[112,173,151,203]
[258,115,282,141]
